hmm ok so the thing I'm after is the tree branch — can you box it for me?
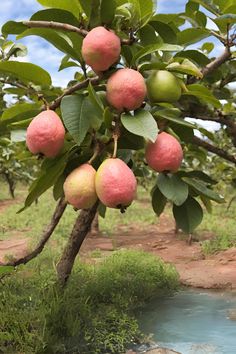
[22,21,135,45]
[192,136,236,165]
[23,20,88,37]
[49,76,100,110]
[0,198,67,267]
[201,47,231,77]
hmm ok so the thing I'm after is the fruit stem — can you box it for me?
[88,145,100,164]
[112,134,118,158]
[38,94,50,110]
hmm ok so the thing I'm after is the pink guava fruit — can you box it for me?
[63,164,97,209]
[145,132,183,172]
[81,26,121,71]
[95,158,137,209]
[26,110,65,158]
[106,68,147,111]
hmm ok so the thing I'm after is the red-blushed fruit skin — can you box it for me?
[106,68,147,111]
[145,132,183,173]
[81,26,121,72]
[26,110,65,158]
[95,158,137,208]
[63,164,97,209]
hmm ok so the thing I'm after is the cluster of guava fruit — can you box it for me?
[26,26,183,212]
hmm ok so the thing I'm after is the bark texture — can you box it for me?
[56,201,99,285]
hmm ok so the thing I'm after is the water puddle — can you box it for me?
[137,289,236,354]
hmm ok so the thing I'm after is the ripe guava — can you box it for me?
[26,110,65,158]
[145,132,183,172]
[81,26,121,72]
[95,158,137,209]
[106,68,147,111]
[63,164,97,209]
[146,70,182,103]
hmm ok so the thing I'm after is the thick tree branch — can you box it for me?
[49,76,100,110]
[0,198,67,267]
[201,47,231,77]
[56,201,99,285]
[192,136,236,165]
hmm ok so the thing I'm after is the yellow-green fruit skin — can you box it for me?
[146,70,182,103]
[63,164,97,209]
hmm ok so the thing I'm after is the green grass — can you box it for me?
[0,250,179,354]
[199,198,236,254]
[0,184,156,244]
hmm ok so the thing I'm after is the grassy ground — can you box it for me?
[1,182,236,255]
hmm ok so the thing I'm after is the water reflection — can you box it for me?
[138,289,236,354]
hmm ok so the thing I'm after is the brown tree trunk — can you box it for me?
[90,212,99,235]
[3,171,15,199]
[56,201,99,285]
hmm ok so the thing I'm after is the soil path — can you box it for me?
[82,213,236,289]
[1,197,236,288]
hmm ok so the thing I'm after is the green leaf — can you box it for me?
[173,196,203,233]
[2,21,27,36]
[167,59,203,78]
[79,0,92,17]
[175,50,210,66]
[154,109,195,129]
[214,14,236,32]
[98,202,107,218]
[103,107,114,129]
[183,84,221,108]
[17,29,81,61]
[88,83,104,114]
[61,95,102,145]
[201,42,214,54]
[31,8,81,26]
[200,195,212,213]
[139,24,161,46]
[1,103,41,125]
[156,173,189,206]
[37,0,81,19]
[191,0,220,15]
[89,0,101,28]
[177,170,217,185]
[121,110,158,142]
[19,152,69,212]
[53,174,65,201]
[182,177,225,203]
[152,186,167,216]
[0,61,51,86]
[61,95,88,145]
[137,0,155,27]
[101,0,116,24]
[177,28,211,46]
[132,43,183,66]
[150,21,177,44]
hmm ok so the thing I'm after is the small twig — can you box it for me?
[112,134,118,158]
[0,198,67,267]
[88,144,100,164]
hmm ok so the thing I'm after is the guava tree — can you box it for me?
[0,0,236,285]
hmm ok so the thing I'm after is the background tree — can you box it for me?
[0,0,235,285]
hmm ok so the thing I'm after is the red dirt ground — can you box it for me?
[1,199,236,289]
